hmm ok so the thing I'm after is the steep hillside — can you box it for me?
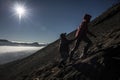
[0,3,120,80]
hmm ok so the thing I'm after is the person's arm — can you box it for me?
[71,37,77,41]
[68,37,77,44]
[87,30,97,38]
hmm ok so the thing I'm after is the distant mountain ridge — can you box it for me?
[0,39,47,47]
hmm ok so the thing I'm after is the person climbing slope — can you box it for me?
[59,33,76,68]
[69,14,96,62]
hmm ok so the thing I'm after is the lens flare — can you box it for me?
[15,5,25,20]
[12,2,32,24]
[13,2,28,22]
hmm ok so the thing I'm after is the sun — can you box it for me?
[15,5,26,20]
[16,6,25,17]
[12,2,31,23]
[13,3,27,22]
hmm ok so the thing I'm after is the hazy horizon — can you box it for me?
[0,38,48,44]
[0,46,44,64]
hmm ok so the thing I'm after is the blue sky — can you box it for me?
[0,0,119,43]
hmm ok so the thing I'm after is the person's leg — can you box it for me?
[59,51,69,67]
[73,39,81,52]
[69,38,81,61]
[64,52,69,65]
[59,52,65,67]
[83,36,92,55]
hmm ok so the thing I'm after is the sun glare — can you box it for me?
[15,5,26,20]
[16,6,25,16]
[13,3,27,22]
[12,2,32,23]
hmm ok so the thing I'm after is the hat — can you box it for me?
[60,33,66,38]
[84,14,92,19]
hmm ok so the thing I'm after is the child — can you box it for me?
[59,33,76,68]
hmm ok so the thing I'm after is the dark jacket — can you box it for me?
[59,38,75,53]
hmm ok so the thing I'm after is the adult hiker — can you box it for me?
[59,33,76,68]
[69,14,96,61]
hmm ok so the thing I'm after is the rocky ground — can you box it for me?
[23,28,120,80]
